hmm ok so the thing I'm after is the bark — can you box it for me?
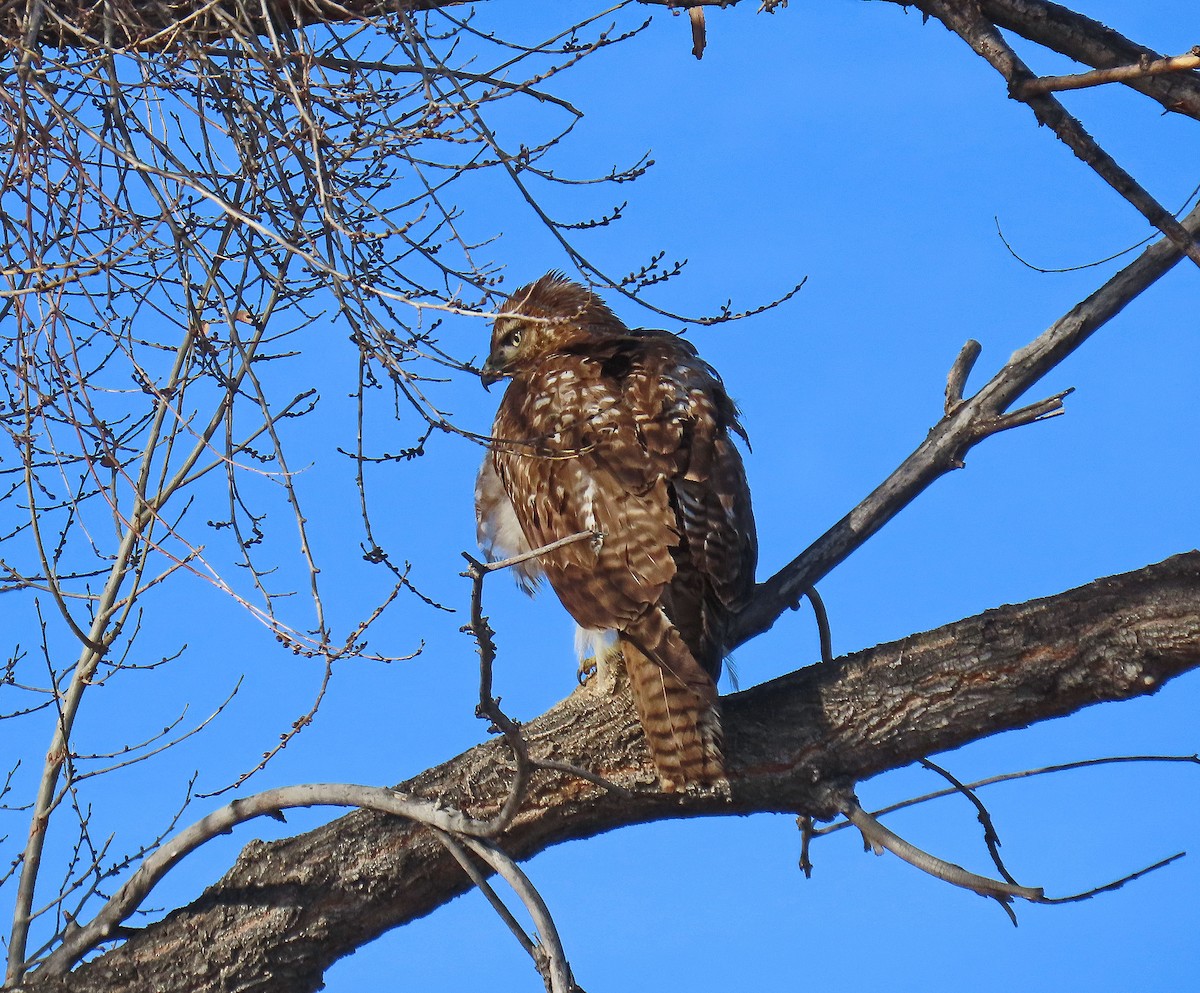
[8,0,1200,131]
[978,0,1200,120]
[0,0,457,51]
[16,552,1200,993]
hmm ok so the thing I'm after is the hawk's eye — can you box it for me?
[507,328,522,348]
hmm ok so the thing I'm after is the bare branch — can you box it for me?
[1017,48,1200,97]
[452,835,581,993]
[917,758,1019,886]
[814,754,1200,833]
[22,553,1199,993]
[916,0,1200,269]
[840,795,1044,904]
[944,339,982,416]
[977,0,1200,119]
[38,782,517,977]
[735,200,1200,644]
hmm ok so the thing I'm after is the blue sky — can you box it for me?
[3,1,1197,989]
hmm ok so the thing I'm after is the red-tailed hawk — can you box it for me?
[475,273,757,792]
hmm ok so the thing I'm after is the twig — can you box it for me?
[840,795,1045,906]
[432,830,537,958]
[463,531,633,807]
[1040,852,1187,904]
[472,530,598,575]
[918,759,1018,885]
[461,551,538,833]
[456,836,582,993]
[1016,48,1200,97]
[820,758,1192,919]
[813,755,1200,835]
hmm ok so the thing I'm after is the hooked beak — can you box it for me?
[479,359,505,390]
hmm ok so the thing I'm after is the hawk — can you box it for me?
[475,273,757,792]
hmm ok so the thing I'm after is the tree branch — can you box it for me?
[1016,49,1200,98]
[1,0,461,51]
[916,0,1200,269]
[19,553,1200,993]
[978,0,1200,120]
[734,197,1200,644]
[659,0,1200,119]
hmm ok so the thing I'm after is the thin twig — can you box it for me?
[814,755,1200,835]
[1040,852,1187,904]
[457,836,581,993]
[918,758,1018,885]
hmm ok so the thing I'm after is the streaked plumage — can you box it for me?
[475,273,757,791]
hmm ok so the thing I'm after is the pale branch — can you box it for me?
[943,338,982,415]
[19,553,1200,993]
[1016,49,1200,97]
[840,795,1044,904]
[733,198,1200,645]
[812,755,1200,843]
[37,783,521,978]
[469,530,599,576]
[976,0,1200,121]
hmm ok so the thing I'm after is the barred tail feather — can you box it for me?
[619,612,725,792]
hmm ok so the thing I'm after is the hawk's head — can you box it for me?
[480,272,624,387]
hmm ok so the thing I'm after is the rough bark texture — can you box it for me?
[978,0,1200,119]
[1,0,455,51]
[16,552,1200,993]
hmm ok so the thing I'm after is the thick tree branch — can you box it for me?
[0,0,459,51]
[19,553,1200,993]
[735,198,1200,644]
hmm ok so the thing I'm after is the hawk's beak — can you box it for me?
[480,359,505,390]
